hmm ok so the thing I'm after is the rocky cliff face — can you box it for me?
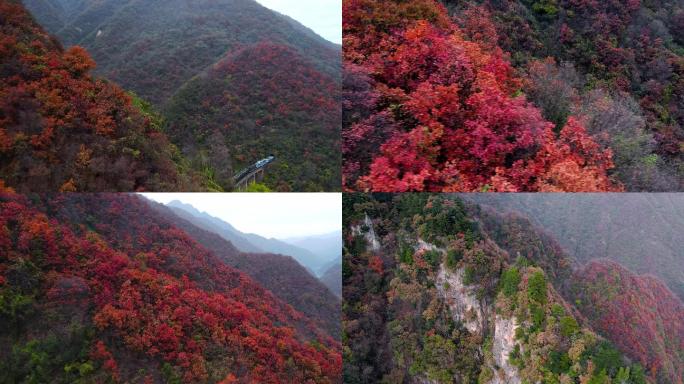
[352,214,381,251]
[435,264,523,384]
[490,316,522,384]
[436,265,484,335]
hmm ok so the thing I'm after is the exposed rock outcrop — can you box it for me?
[436,265,484,334]
[490,315,522,384]
[352,214,381,251]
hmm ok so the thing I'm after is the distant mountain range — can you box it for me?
[166,200,340,277]
[282,231,342,272]
[282,231,343,296]
[320,263,342,298]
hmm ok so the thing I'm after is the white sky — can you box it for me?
[140,193,341,239]
[255,0,342,44]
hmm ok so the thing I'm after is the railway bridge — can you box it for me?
[233,155,275,191]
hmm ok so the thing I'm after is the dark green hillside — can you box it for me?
[23,0,340,106]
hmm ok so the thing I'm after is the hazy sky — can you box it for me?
[141,193,341,239]
[255,0,342,44]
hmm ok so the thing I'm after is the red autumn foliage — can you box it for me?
[343,0,621,192]
[574,260,684,383]
[0,0,197,192]
[165,42,341,191]
[454,0,684,189]
[368,255,384,275]
[0,192,341,383]
[90,340,120,382]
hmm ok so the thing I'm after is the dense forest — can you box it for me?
[146,199,342,341]
[165,42,340,191]
[0,190,342,383]
[465,193,684,300]
[0,0,201,192]
[343,0,684,191]
[4,0,341,191]
[342,193,683,383]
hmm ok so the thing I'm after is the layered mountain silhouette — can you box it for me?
[165,200,339,276]
[320,263,342,298]
[281,230,342,275]
[22,0,341,191]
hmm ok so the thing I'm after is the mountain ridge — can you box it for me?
[22,0,342,191]
[0,190,342,383]
[144,198,342,340]
[165,199,334,275]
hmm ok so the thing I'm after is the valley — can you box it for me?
[2,0,341,191]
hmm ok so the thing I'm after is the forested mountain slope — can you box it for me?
[463,196,684,383]
[165,42,340,191]
[442,0,684,190]
[22,0,342,191]
[22,0,340,105]
[1,0,199,192]
[145,199,342,340]
[343,194,681,384]
[571,260,684,383]
[343,0,684,191]
[0,191,341,383]
[465,193,684,301]
[343,0,620,192]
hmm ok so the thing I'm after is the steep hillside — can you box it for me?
[465,193,684,301]
[0,191,341,383]
[23,0,340,105]
[320,263,341,298]
[145,199,342,340]
[165,42,341,191]
[343,194,652,384]
[442,0,684,190]
[463,194,684,383]
[571,260,684,383]
[166,200,333,275]
[22,0,342,191]
[0,0,198,192]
